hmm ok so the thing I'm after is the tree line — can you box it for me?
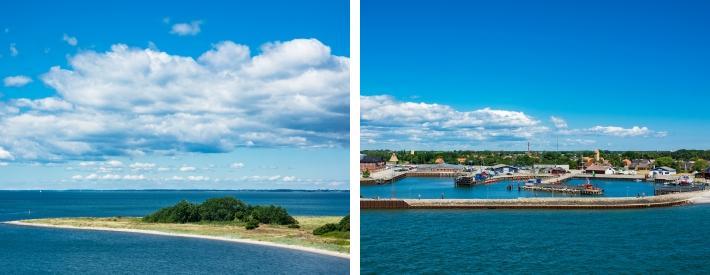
[362,150,710,172]
[142,196,298,230]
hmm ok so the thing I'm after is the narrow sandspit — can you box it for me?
[4,221,349,259]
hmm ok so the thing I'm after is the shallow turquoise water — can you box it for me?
[0,190,349,274]
[361,177,656,199]
[361,205,710,274]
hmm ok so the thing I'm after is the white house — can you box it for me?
[490,164,520,174]
[650,166,677,176]
[585,164,615,175]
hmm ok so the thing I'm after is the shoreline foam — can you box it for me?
[3,221,349,259]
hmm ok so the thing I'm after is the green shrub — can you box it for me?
[245,218,260,230]
[249,205,298,225]
[313,223,339,235]
[142,200,200,223]
[313,215,349,236]
[338,215,350,231]
[198,197,249,222]
[142,196,298,230]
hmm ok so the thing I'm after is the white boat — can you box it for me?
[677,175,693,186]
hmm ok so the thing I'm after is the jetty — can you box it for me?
[360,189,710,209]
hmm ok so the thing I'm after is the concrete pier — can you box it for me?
[360,190,710,209]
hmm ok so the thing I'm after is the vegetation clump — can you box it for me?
[313,215,349,238]
[142,196,298,230]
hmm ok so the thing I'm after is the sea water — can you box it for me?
[0,190,349,274]
[361,205,710,274]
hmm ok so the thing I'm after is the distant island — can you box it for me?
[7,197,349,257]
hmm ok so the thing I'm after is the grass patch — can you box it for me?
[20,216,349,254]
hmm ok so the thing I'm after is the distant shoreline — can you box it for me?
[5,220,349,259]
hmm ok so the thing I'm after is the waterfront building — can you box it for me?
[650,166,677,176]
[584,164,614,175]
[388,153,399,165]
[533,164,570,173]
[629,159,652,171]
[361,156,386,173]
[697,167,710,179]
[490,164,519,174]
[549,166,568,175]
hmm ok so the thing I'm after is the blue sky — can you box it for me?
[0,0,349,189]
[361,0,710,151]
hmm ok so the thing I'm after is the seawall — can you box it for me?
[361,190,710,210]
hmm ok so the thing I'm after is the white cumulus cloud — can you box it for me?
[550,116,568,129]
[361,95,546,148]
[559,125,654,137]
[0,38,348,162]
[4,75,32,87]
[179,166,196,172]
[129,162,156,170]
[0,147,14,160]
[170,20,202,36]
[62,34,78,46]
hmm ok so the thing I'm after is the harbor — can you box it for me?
[361,151,710,209]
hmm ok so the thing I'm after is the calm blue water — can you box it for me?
[0,190,349,274]
[0,190,348,221]
[361,177,656,199]
[362,205,710,274]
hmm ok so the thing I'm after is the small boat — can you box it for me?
[524,179,537,187]
[634,179,642,182]
[579,178,604,194]
[677,175,693,186]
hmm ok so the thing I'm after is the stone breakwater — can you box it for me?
[361,190,710,209]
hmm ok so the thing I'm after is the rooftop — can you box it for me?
[360,156,384,163]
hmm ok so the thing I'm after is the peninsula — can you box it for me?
[5,197,350,258]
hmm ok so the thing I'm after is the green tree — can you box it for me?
[249,205,298,225]
[693,159,709,172]
[198,197,249,222]
[655,156,675,167]
[142,200,200,223]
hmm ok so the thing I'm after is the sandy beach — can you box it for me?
[4,220,349,259]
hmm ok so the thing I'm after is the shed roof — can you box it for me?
[655,166,676,172]
[491,164,517,169]
[360,156,384,163]
[586,164,612,171]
